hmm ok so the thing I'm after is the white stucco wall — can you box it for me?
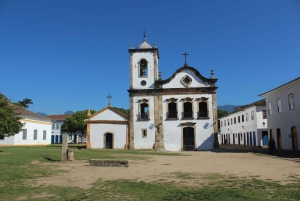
[0,118,52,146]
[162,94,214,151]
[163,70,210,89]
[132,96,155,149]
[131,52,158,89]
[90,124,127,149]
[220,105,268,147]
[264,82,300,150]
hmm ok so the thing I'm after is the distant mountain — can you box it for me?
[217,105,239,113]
[36,112,47,116]
[64,111,74,115]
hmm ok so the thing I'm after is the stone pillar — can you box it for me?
[61,133,68,161]
[212,93,219,148]
[67,149,74,161]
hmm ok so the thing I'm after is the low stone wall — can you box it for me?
[89,159,129,167]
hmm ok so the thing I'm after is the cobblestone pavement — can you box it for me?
[216,144,300,163]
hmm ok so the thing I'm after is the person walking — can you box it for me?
[268,139,274,154]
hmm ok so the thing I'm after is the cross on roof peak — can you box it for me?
[107,94,112,106]
[182,51,189,66]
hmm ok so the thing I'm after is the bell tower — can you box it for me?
[127,33,160,150]
[128,32,160,90]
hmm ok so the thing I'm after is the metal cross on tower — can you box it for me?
[182,51,189,66]
[107,94,112,106]
[143,29,146,41]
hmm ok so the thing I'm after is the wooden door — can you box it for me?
[276,128,282,149]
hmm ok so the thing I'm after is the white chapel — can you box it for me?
[87,35,219,151]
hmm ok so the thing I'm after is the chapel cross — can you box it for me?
[182,51,189,65]
[107,94,112,106]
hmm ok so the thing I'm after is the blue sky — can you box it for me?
[1,0,300,114]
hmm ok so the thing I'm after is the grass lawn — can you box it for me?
[0,145,299,201]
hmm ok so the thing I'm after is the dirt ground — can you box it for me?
[30,150,300,189]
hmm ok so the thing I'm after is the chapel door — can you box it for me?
[105,133,113,149]
[183,127,195,151]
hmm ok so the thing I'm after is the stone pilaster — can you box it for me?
[212,92,219,148]
[86,123,91,149]
[153,50,158,81]
[154,92,165,149]
[128,96,135,149]
[129,53,133,89]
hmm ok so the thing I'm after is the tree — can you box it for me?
[217,109,229,119]
[18,98,33,109]
[61,109,96,143]
[0,92,23,136]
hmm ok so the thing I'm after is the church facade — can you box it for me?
[87,36,219,151]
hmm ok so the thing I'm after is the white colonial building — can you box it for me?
[48,114,87,144]
[259,77,300,150]
[88,35,219,151]
[0,106,52,146]
[219,100,268,147]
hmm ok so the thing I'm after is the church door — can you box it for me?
[105,133,113,149]
[183,127,195,151]
[291,127,298,151]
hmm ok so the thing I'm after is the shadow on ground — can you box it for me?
[42,157,60,162]
[211,144,300,159]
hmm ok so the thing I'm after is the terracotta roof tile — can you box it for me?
[11,104,52,121]
[47,114,72,121]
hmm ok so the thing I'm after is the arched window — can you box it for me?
[166,98,178,119]
[199,102,208,118]
[138,99,150,120]
[197,97,209,118]
[140,103,149,119]
[288,94,295,110]
[168,102,177,118]
[182,97,194,119]
[183,102,193,118]
[268,102,272,115]
[277,98,282,113]
[139,59,148,77]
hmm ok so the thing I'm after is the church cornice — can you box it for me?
[128,48,160,59]
[128,87,218,96]
[86,120,129,125]
[157,66,217,87]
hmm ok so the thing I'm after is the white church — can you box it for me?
[86,35,219,151]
